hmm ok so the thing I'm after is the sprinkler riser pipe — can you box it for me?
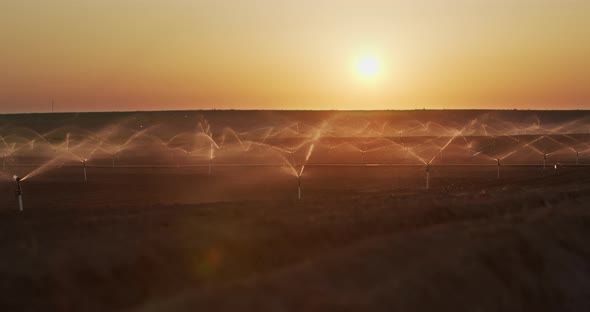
[425,165,431,189]
[15,177,23,211]
[543,153,548,170]
[83,161,87,182]
[18,195,23,211]
[297,176,302,200]
[543,158,546,170]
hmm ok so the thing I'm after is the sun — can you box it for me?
[357,54,380,79]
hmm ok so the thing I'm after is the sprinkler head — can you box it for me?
[14,175,22,194]
[496,159,500,166]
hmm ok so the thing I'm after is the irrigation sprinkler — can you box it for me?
[297,175,302,200]
[425,164,430,189]
[14,175,23,211]
[543,153,547,170]
[576,151,580,165]
[208,143,214,175]
[361,150,365,164]
[82,159,88,182]
[496,158,501,180]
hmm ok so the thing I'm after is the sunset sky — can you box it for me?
[1,0,589,113]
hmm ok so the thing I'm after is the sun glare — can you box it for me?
[357,54,380,79]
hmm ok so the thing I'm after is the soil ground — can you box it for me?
[1,165,589,311]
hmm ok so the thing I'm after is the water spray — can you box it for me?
[14,175,23,211]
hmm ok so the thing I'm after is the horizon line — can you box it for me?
[2,107,590,116]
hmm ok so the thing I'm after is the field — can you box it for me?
[1,110,590,311]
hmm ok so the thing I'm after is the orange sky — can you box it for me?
[1,0,589,112]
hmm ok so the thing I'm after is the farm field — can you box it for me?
[0,110,589,311]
